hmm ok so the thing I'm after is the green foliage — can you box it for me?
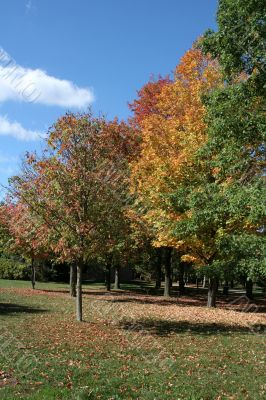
[202,0,266,93]
[0,256,28,280]
[2,0,265,306]
[180,0,266,281]
[171,176,265,280]
[201,83,265,178]
[0,213,11,255]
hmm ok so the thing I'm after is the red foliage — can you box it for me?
[128,75,172,128]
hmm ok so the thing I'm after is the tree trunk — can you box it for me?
[155,267,162,289]
[105,263,111,291]
[70,264,77,297]
[207,278,218,308]
[76,263,83,322]
[169,275,173,289]
[223,280,229,296]
[164,248,172,297]
[31,258,36,290]
[155,249,162,289]
[202,275,206,288]
[184,272,189,286]
[246,279,253,299]
[230,280,234,289]
[178,262,185,295]
[114,266,120,290]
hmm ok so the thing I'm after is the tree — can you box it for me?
[192,0,266,305]
[128,75,172,129]
[169,82,265,306]
[202,0,266,95]
[0,203,11,255]
[69,264,77,297]
[2,202,50,289]
[0,205,26,280]
[9,112,138,321]
[130,47,222,298]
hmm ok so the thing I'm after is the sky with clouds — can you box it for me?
[0,0,217,196]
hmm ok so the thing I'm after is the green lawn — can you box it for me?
[0,279,265,399]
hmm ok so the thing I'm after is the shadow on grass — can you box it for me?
[38,288,149,297]
[119,319,266,336]
[105,291,266,312]
[39,288,123,296]
[109,297,206,307]
[0,303,48,315]
[19,285,266,312]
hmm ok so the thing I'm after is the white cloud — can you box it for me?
[0,48,94,108]
[0,115,42,141]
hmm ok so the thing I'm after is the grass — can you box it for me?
[0,279,265,400]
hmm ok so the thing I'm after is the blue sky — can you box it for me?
[0,0,218,195]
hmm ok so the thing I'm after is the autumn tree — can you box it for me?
[87,118,139,292]
[9,112,138,321]
[0,204,26,279]
[5,202,50,289]
[130,47,222,298]
[129,75,172,129]
[0,203,10,255]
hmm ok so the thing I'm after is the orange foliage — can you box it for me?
[130,47,222,251]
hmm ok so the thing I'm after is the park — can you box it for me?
[0,0,265,399]
[0,279,265,399]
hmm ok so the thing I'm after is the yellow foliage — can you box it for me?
[130,46,222,249]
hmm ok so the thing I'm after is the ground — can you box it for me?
[0,279,265,400]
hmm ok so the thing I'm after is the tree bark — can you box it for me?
[114,265,120,290]
[164,248,172,297]
[196,278,199,289]
[223,280,229,296]
[155,267,162,289]
[76,263,83,322]
[105,262,111,291]
[70,264,77,297]
[178,262,185,295]
[246,279,253,299]
[202,275,206,288]
[155,249,162,289]
[169,274,173,289]
[207,277,218,308]
[31,258,36,290]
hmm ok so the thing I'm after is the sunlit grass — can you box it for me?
[0,281,265,399]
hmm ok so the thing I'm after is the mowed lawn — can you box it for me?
[0,280,265,400]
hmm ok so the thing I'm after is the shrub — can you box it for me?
[0,256,29,280]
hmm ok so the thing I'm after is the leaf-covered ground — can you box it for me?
[0,280,265,400]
